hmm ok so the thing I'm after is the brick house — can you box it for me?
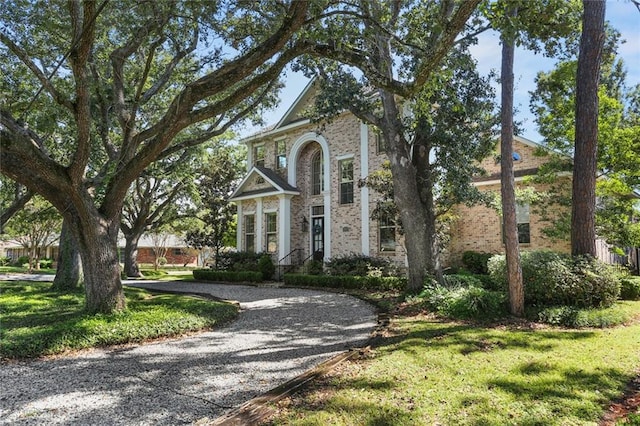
[446,136,572,266]
[230,80,635,271]
[230,80,406,269]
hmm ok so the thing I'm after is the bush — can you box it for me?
[258,254,275,280]
[443,274,484,289]
[14,256,30,267]
[304,260,324,275]
[532,304,633,328]
[0,257,12,266]
[215,251,263,272]
[419,284,507,320]
[193,269,262,283]
[488,251,620,308]
[39,258,53,269]
[620,277,640,301]
[461,251,493,275]
[283,273,405,291]
[325,254,400,277]
[156,257,167,267]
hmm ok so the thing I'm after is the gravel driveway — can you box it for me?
[0,281,377,425]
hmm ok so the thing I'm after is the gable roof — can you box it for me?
[229,166,300,202]
[241,78,316,143]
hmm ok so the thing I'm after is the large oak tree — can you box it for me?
[0,0,314,313]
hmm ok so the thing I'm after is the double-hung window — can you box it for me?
[244,215,255,252]
[516,203,530,244]
[253,144,265,167]
[275,140,287,170]
[265,213,277,253]
[339,158,354,204]
[379,216,396,252]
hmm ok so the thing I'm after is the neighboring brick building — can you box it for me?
[446,136,571,267]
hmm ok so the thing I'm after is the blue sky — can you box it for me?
[238,1,639,141]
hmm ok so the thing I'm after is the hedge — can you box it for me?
[283,273,406,291]
[193,269,262,283]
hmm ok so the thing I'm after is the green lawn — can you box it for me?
[0,280,238,359]
[266,306,640,426]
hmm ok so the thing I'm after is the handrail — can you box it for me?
[277,248,305,281]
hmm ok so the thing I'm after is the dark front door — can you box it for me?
[312,216,324,261]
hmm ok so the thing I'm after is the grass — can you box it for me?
[266,304,640,425]
[0,280,238,359]
[0,265,56,274]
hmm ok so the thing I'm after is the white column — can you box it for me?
[278,195,291,261]
[256,198,263,252]
[236,202,243,250]
[360,122,370,255]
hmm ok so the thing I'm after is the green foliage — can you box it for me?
[419,285,508,320]
[488,251,621,308]
[461,251,493,275]
[215,251,263,272]
[192,269,262,283]
[531,302,635,328]
[0,257,11,266]
[325,254,400,277]
[303,260,324,275]
[14,256,29,267]
[442,274,484,289]
[620,276,640,301]
[139,269,168,278]
[258,254,275,281]
[0,281,238,359]
[38,258,53,269]
[283,274,406,291]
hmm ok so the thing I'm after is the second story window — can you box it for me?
[253,144,265,167]
[312,150,323,195]
[275,140,287,170]
[339,158,354,204]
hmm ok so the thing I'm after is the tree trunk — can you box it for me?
[500,11,524,317]
[572,0,605,257]
[124,234,143,278]
[381,92,441,293]
[67,211,125,314]
[51,219,83,291]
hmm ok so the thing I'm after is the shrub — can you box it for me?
[325,254,400,277]
[461,251,493,275]
[39,258,53,269]
[14,256,30,267]
[156,257,167,267]
[215,251,263,272]
[304,260,324,275]
[193,269,262,283]
[620,277,640,300]
[283,273,405,291]
[532,304,633,328]
[444,274,484,288]
[0,257,12,266]
[419,284,507,320]
[258,254,275,281]
[488,251,620,308]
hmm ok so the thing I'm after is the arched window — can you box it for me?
[312,150,323,195]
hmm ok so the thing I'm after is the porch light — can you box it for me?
[301,216,309,232]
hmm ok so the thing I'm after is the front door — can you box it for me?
[312,216,324,261]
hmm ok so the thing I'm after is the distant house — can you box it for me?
[1,234,197,267]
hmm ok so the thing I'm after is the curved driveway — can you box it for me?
[0,281,377,425]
